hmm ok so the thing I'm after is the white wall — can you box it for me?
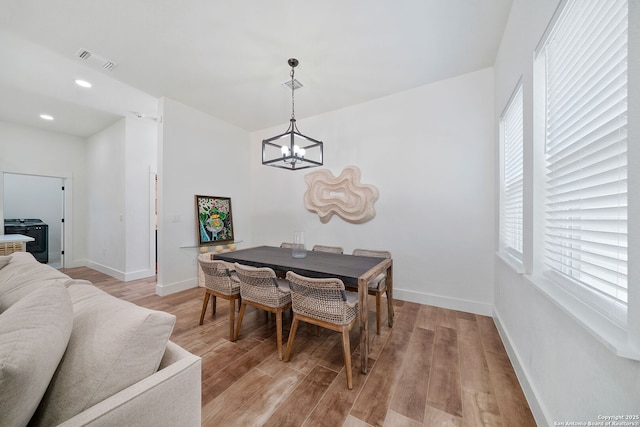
[157,97,251,295]
[125,116,158,279]
[493,0,640,424]
[87,119,126,274]
[86,116,157,281]
[249,68,496,315]
[0,120,87,267]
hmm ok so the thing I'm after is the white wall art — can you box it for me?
[304,166,379,224]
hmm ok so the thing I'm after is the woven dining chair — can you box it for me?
[352,249,392,335]
[312,244,344,254]
[197,254,241,341]
[233,262,292,360]
[284,271,359,389]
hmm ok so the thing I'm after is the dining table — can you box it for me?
[213,245,393,374]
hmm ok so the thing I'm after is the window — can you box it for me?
[500,84,524,262]
[538,0,628,327]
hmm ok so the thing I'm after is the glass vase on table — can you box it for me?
[292,231,307,258]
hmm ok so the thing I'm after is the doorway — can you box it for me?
[2,173,66,268]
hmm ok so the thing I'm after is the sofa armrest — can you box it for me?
[56,341,201,427]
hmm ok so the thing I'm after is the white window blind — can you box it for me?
[501,85,524,258]
[542,0,628,326]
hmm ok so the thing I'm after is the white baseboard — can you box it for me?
[63,258,86,269]
[394,287,493,316]
[155,277,197,296]
[86,260,126,281]
[82,259,193,294]
[124,268,155,281]
[492,309,550,427]
[85,261,155,282]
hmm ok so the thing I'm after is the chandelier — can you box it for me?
[262,58,323,170]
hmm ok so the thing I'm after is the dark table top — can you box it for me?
[214,245,384,286]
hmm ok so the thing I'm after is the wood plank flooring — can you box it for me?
[61,267,536,426]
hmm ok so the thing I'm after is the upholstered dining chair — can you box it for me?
[284,271,359,389]
[233,262,292,360]
[312,244,344,254]
[352,249,392,335]
[197,254,241,341]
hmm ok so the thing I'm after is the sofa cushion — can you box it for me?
[0,282,73,427]
[31,283,176,426]
[0,252,72,313]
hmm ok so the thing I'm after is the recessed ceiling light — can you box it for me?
[40,114,54,121]
[75,79,92,88]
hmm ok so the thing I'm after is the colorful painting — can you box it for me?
[195,195,234,245]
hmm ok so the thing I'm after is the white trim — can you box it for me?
[62,258,85,269]
[149,170,157,278]
[496,251,525,274]
[524,274,640,361]
[499,81,524,259]
[86,260,155,282]
[492,309,551,427]
[124,269,156,282]
[499,76,524,120]
[86,260,126,282]
[155,277,197,296]
[393,287,493,317]
[534,0,571,57]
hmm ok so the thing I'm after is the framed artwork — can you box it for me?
[195,195,234,245]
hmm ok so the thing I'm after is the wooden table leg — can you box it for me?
[387,264,394,327]
[359,276,369,374]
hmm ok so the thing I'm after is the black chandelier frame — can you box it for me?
[261,58,324,171]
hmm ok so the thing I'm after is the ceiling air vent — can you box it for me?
[284,79,303,90]
[75,49,118,71]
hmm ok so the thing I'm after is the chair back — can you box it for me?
[352,248,391,259]
[286,271,358,325]
[312,245,344,254]
[197,255,238,294]
[234,263,290,307]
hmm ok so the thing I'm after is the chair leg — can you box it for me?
[341,327,353,390]
[211,295,217,315]
[375,292,381,335]
[228,297,236,342]
[235,303,247,341]
[284,317,299,362]
[199,291,210,325]
[276,309,284,360]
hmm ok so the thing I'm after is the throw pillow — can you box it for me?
[30,284,176,426]
[0,282,73,427]
[0,253,72,313]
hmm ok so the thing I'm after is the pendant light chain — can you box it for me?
[290,66,296,121]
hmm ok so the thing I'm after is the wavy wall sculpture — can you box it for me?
[304,166,379,224]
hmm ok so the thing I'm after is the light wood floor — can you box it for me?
[61,267,536,427]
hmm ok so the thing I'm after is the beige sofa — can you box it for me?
[0,252,201,427]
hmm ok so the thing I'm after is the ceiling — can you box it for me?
[0,0,513,137]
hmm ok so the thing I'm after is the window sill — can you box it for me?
[496,251,524,274]
[524,274,640,361]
